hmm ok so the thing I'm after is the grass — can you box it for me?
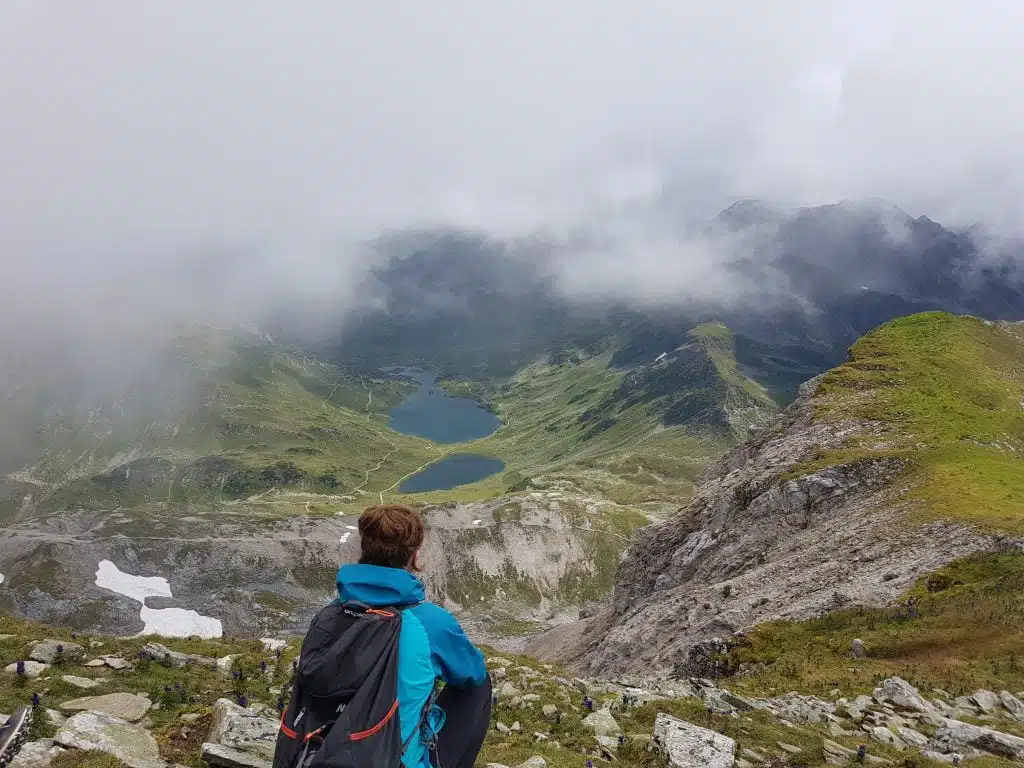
[789,313,1024,532]
[727,551,1024,705]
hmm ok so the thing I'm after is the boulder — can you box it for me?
[851,639,868,658]
[30,639,85,664]
[971,689,1003,715]
[201,742,270,768]
[582,708,620,737]
[873,677,933,713]
[59,692,152,722]
[930,718,1024,761]
[896,727,929,748]
[498,682,521,700]
[517,760,547,768]
[843,695,875,721]
[1000,691,1024,721]
[9,739,65,767]
[542,704,558,717]
[206,698,278,763]
[4,661,48,678]
[62,675,102,690]
[140,642,191,668]
[704,687,755,713]
[55,710,166,768]
[652,712,736,768]
[104,656,133,670]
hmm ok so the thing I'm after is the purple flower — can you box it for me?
[618,735,625,745]
[260,661,268,672]
[15,661,25,676]
[237,694,248,707]
[31,693,40,707]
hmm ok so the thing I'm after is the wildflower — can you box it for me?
[31,693,40,707]
[15,661,25,676]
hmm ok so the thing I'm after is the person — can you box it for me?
[337,504,491,768]
[0,706,33,767]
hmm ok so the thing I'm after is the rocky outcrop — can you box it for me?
[652,712,736,768]
[200,697,278,768]
[59,692,153,722]
[55,710,166,768]
[529,377,1011,677]
[0,489,644,640]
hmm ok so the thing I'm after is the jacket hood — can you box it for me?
[336,563,426,607]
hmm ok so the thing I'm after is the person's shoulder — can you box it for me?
[405,600,463,632]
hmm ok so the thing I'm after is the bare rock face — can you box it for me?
[529,377,1009,677]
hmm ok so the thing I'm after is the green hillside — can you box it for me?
[790,312,1024,531]
[0,328,442,521]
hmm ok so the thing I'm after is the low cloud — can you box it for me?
[1,0,1023,345]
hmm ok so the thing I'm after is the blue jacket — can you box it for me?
[336,564,488,768]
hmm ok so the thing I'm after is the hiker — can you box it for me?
[274,504,491,768]
[0,707,32,767]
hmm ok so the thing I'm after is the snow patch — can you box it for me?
[346,525,358,530]
[94,560,222,639]
[339,532,351,544]
[0,573,4,585]
[472,519,482,525]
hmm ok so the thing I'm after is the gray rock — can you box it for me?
[851,639,868,658]
[4,660,49,678]
[30,639,85,664]
[45,708,67,726]
[206,698,279,762]
[930,718,1024,760]
[517,759,547,768]
[9,739,66,767]
[60,692,152,722]
[843,695,875,721]
[873,677,933,713]
[140,642,191,668]
[705,687,755,713]
[542,704,557,717]
[896,727,929,748]
[180,712,203,724]
[498,682,521,700]
[1000,690,1024,721]
[201,742,271,768]
[55,710,166,768]
[496,721,511,735]
[260,638,287,653]
[104,656,133,670]
[510,721,521,733]
[62,674,101,690]
[582,708,620,737]
[920,749,965,764]
[777,742,803,754]
[652,712,736,768]
[84,659,107,667]
[971,689,1003,715]
[216,655,238,676]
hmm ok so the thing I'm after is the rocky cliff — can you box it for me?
[530,314,1024,677]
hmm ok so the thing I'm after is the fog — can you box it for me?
[1,0,1022,337]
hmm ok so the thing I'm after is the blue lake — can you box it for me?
[388,370,500,443]
[386,369,504,492]
[398,454,506,493]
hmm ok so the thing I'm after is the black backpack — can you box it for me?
[273,600,434,768]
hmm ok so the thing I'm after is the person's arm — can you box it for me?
[416,603,488,688]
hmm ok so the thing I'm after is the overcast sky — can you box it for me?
[1,1,1022,332]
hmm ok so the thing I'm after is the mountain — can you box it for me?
[530,313,1024,678]
[338,200,1024,399]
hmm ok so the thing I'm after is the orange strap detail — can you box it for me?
[279,708,298,740]
[349,699,399,741]
[365,608,396,617]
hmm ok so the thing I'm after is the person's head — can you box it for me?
[358,504,425,571]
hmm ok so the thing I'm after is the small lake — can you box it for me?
[386,369,504,492]
[388,370,500,443]
[399,454,506,494]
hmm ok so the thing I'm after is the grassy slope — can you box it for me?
[5,328,444,520]
[790,312,1024,532]
[440,324,774,507]
[730,552,1024,711]
[726,314,1024,702]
